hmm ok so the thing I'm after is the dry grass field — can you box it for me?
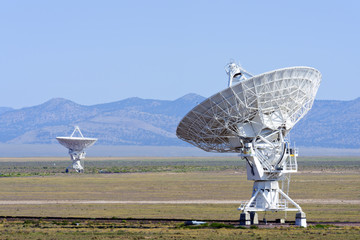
[0,156,359,239]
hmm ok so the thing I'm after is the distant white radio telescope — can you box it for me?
[56,126,97,173]
[176,61,321,227]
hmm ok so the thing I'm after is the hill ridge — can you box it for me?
[0,94,359,148]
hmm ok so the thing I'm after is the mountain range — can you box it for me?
[0,94,359,149]
[292,98,360,148]
[0,94,205,146]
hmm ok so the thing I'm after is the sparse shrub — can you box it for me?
[209,222,235,229]
[23,220,35,224]
[59,220,69,225]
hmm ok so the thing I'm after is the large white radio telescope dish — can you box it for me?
[56,126,97,173]
[177,66,321,152]
[176,61,321,227]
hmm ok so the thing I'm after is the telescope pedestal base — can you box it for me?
[240,180,302,212]
[66,159,84,173]
[239,180,306,227]
[66,150,86,173]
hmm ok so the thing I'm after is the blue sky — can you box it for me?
[1,1,359,108]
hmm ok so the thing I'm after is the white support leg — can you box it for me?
[244,189,260,209]
[278,188,302,212]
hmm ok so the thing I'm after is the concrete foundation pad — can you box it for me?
[250,212,259,225]
[275,218,285,224]
[240,212,251,225]
[295,212,307,227]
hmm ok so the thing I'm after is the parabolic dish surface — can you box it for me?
[56,137,97,152]
[176,67,321,153]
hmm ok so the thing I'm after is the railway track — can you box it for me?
[1,216,359,227]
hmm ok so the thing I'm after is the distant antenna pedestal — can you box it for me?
[67,149,86,173]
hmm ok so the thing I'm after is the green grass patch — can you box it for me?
[309,224,336,229]
[0,220,359,240]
